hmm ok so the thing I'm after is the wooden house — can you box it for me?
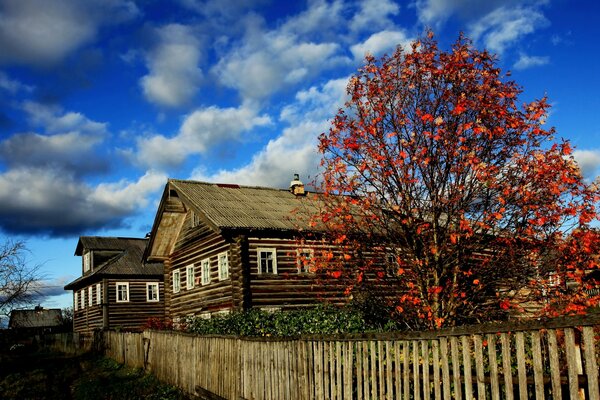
[8,307,64,334]
[64,237,165,334]
[143,178,347,321]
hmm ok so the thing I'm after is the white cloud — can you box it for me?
[213,1,349,102]
[140,24,203,108]
[21,101,107,136]
[350,30,413,60]
[513,53,550,70]
[415,0,529,27]
[134,104,272,168]
[0,71,33,93]
[0,167,166,236]
[573,149,600,181]
[350,0,400,33]
[0,0,139,66]
[191,77,348,188]
[468,6,549,55]
[0,102,109,174]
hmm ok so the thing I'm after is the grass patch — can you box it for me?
[0,348,188,400]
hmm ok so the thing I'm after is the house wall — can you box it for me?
[105,278,165,331]
[166,212,235,320]
[73,283,104,334]
[73,279,164,334]
[247,237,348,310]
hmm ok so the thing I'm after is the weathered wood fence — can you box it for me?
[103,314,600,400]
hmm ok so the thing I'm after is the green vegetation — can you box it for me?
[0,349,188,400]
[184,303,402,337]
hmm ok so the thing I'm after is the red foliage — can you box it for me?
[314,31,600,329]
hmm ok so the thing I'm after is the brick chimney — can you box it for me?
[289,173,306,196]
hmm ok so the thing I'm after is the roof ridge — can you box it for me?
[168,178,289,192]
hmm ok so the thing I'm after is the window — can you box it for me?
[96,283,101,305]
[74,292,78,311]
[147,282,159,302]
[173,270,181,293]
[83,251,91,272]
[297,248,314,273]
[80,290,85,309]
[186,265,195,290]
[201,258,211,285]
[258,248,277,274]
[116,282,129,303]
[218,252,229,280]
[88,286,93,306]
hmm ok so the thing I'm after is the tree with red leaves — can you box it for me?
[315,32,600,329]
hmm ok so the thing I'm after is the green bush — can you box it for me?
[184,304,389,337]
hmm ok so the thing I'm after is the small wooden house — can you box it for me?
[9,307,64,334]
[143,178,346,321]
[65,237,165,334]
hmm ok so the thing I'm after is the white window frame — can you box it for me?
[186,265,195,290]
[88,286,93,306]
[173,270,181,293]
[257,248,278,274]
[83,251,91,273]
[297,248,315,274]
[146,282,159,302]
[116,282,129,303]
[218,252,229,281]
[74,291,78,311]
[201,258,211,285]
[96,283,101,305]
[80,289,85,309]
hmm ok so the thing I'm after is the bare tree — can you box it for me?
[0,239,42,321]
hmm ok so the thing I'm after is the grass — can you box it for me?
[0,347,189,400]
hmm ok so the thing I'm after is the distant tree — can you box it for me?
[60,307,74,331]
[0,239,42,322]
[314,32,600,329]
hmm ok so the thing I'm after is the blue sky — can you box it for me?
[0,0,599,310]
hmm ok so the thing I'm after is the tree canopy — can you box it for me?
[0,239,41,321]
[314,32,600,329]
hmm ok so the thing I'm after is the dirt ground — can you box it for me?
[0,345,189,400]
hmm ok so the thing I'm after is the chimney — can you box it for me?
[289,173,306,196]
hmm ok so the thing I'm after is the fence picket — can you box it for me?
[582,327,599,400]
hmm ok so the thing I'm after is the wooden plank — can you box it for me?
[357,341,363,400]
[462,335,473,400]
[403,341,410,400]
[316,341,324,400]
[364,341,371,400]
[473,335,486,400]
[371,341,377,400]
[439,337,451,400]
[565,328,581,400]
[583,326,600,400]
[344,341,353,400]
[432,340,441,400]
[413,340,421,400]
[450,336,463,400]
[515,332,527,400]
[386,341,393,400]
[378,341,385,399]
[422,340,430,400]
[487,334,500,400]
[530,331,544,400]
[501,333,514,400]
[324,341,331,400]
[335,341,341,400]
[394,341,401,400]
[547,330,561,400]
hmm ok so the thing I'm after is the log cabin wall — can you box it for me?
[105,278,164,331]
[73,283,103,334]
[247,236,348,310]
[166,210,235,320]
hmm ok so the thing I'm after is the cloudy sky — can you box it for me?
[0,0,599,309]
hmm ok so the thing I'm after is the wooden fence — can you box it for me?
[102,314,600,400]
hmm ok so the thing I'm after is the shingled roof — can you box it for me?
[65,237,163,290]
[168,179,320,231]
